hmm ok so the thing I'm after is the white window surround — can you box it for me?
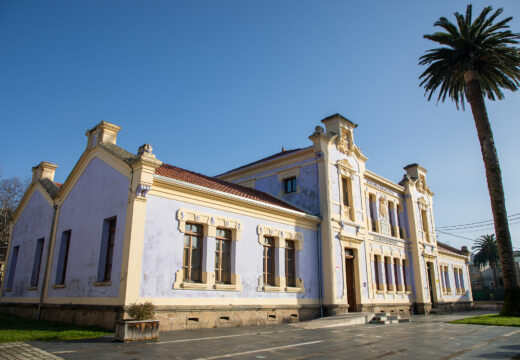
[256,225,304,293]
[173,209,243,291]
[278,167,301,196]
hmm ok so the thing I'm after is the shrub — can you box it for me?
[127,302,155,321]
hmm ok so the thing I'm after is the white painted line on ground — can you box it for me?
[194,340,324,360]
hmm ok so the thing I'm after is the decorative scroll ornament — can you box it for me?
[336,127,353,155]
[337,158,352,169]
[136,184,150,197]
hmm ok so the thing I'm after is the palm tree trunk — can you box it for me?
[465,71,520,316]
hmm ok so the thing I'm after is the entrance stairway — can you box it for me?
[370,311,410,325]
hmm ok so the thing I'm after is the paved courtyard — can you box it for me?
[6,311,520,360]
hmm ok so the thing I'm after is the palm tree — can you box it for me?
[419,5,520,316]
[472,234,500,289]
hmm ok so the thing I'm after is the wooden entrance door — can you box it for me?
[345,249,357,312]
[427,262,437,308]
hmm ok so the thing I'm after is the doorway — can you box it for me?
[426,262,437,308]
[344,249,357,312]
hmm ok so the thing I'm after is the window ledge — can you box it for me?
[284,286,304,293]
[263,285,282,292]
[27,286,38,290]
[93,281,112,287]
[52,284,66,289]
[179,282,209,290]
[376,290,385,295]
[214,283,240,291]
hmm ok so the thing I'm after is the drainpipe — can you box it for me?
[37,204,58,320]
[317,223,323,318]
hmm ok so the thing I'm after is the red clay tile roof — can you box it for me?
[156,163,306,213]
[54,182,62,187]
[217,148,304,176]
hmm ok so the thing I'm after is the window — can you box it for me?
[458,269,465,292]
[183,223,203,282]
[369,194,377,232]
[215,228,231,284]
[97,217,116,283]
[397,205,405,239]
[444,266,451,293]
[342,178,350,207]
[55,230,71,285]
[30,238,45,287]
[263,237,275,286]
[384,257,390,289]
[402,259,408,290]
[285,240,296,287]
[440,265,446,293]
[393,258,400,291]
[421,209,430,242]
[388,202,396,237]
[284,177,297,194]
[374,255,382,291]
[6,246,19,290]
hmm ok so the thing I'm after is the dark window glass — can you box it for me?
[30,238,45,287]
[384,257,390,287]
[263,237,275,286]
[342,178,349,207]
[284,177,297,194]
[374,255,380,288]
[103,218,117,282]
[215,228,231,284]
[6,246,19,289]
[55,230,71,285]
[183,223,203,282]
[402,260,407,287]
[285,240,296,287]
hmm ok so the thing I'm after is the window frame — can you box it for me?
[183,222,204,283]
[30,238,45,288]
[215,228,232,285]
[262,236,276,286]
[283,177,297,194]
[54,230,71,287]
[285,240,296,287]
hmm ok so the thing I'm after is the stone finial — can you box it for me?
[32,162,58,183]
[314,125,325,134]
[461,246,471,256]
[138,144,153,156]
[85,121,121,148]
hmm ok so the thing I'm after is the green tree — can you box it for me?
[419,5,520,315]
[472,234,500,288]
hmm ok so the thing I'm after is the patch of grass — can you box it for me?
[449,313,520,327]
[0,313,113,342]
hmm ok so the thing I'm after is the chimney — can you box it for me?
[32,162,58,183]
[461,246,470,256]
[85,121,122,149]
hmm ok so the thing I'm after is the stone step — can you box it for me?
[398,318,411,323]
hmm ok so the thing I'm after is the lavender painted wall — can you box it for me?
[140,194,320,300]
[3,189,53,298]
[47,157,129,298]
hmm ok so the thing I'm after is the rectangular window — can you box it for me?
[397,205,404,239]
[444,266,451,292]
[393,258,399,290]
[384,257,390,288]
[284,177,297,194]
[97,217,117,282]
[6,246,19,289]
[285,240,296,287]
[453,268,460,292]
[459,269,465,291]
[388,202,396,237]
[421,209,430,242]
[374,255,381,290]
[402,259,408,289]
[55,230,71,285]
[369,194,377,232]
[183,223,203,282]
[440,265,446,293]
[215,228,231,284]
[30,238,45,287]
[341,178,350,207]
[263,237,275,286]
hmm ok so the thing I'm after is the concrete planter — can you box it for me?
[115,319,160,342]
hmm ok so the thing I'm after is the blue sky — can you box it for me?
[1,0,519,251]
